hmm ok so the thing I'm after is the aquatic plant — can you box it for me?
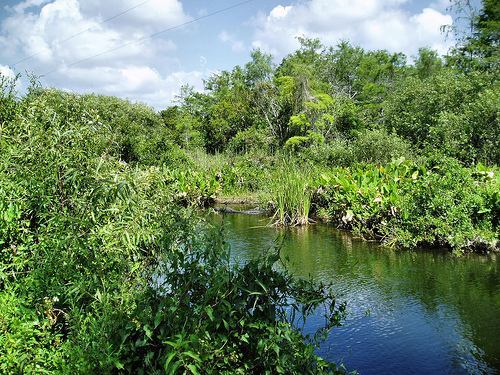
[270,165,314,226]
[315,157,500,253]
[164,168,221,207]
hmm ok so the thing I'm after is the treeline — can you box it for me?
[162,34,500,166]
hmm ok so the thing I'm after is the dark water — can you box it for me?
[212,210,500,375]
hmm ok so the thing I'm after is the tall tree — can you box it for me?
[322,41,365,98]
[244,49,275,88]
[471,0,500,60]
[413,47,443,79]
[445,0,500,68]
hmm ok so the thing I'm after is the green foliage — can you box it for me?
[0,75,348,374]
[284,135,312,152]
[0,290,67,374]
[446,0,500,68]
[244,48,275,87]
[351,128,412,165]
[164,168,221,207]
[20,89,189,167]
[227,126,272,154]
[220,151,278,194]
[305,138,356,167]
[316,157,500,253]
[384,69,500,164]
[0,72,20,127]
[413,47,443,79]
[471,0,500,62]
[303,128,411,167]
[104,224,347,374]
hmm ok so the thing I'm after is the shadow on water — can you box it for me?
[211,210,500,375]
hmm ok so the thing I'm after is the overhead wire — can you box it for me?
[42,0,254,76]
[12,0,152,67]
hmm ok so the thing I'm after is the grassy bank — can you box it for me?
[194,152,500,254]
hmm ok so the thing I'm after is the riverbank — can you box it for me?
[210,157,500,254]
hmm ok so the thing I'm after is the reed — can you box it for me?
[270,166,314,226]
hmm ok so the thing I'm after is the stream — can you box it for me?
[212,209,500,375]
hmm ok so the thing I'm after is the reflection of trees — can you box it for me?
[218,214,500,371]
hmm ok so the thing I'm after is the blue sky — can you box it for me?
[0,0,478,109]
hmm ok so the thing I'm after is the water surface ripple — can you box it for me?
[213,212,500,375]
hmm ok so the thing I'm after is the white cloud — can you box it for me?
[410,8,453,54]
[0,0,459,109]
[251,0,455,60]
[52,65,205,109]
[0,0,194,109]
[219,30,245,52]
[269,5,292,19]
[0,64,17,80]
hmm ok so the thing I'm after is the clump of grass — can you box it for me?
[270,166,314,226]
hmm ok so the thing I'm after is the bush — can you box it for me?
[306,138,355,167]
[316,157,500,253]
[228,127,272,154]
[351,128,412,165]
[385,156,500,251]
[0,76,349,374]
[384,70,500,164]
[0,72,20,126]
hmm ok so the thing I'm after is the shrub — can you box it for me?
[315,157,500,253]
[0,76,349,374]
[351,128,412,165]
[227,126,272,154]
[306,138,355,167]
[384,70,500,164]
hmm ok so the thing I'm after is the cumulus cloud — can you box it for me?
[0,0,458,109]
[0,0,194,108]
[361,7,453,56]
[53,65,205,109]
[0,65,15,78]
[251,0,455,60]
[2,0,189,68]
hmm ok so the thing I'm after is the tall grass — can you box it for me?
[270,166,314,226]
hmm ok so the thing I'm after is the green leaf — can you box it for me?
[186,364,201,375]
[183,351,202,362]
[113,359,124,370]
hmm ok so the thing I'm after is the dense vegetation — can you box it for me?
[0,77,348,373]
[1,0,500,372]
[156,0,500,252]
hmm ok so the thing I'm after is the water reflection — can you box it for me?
[212,211,500,375]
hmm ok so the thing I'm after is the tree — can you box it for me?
[471,0,500,61]
[244,49,275,88]
[321,41,365,98]
[251,80,293,145]
[413,47,443,79]
[355,50,407,103]
[445,0,500,68]
[276,36,324,78]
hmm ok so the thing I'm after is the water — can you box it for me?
[212,210,500,375]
